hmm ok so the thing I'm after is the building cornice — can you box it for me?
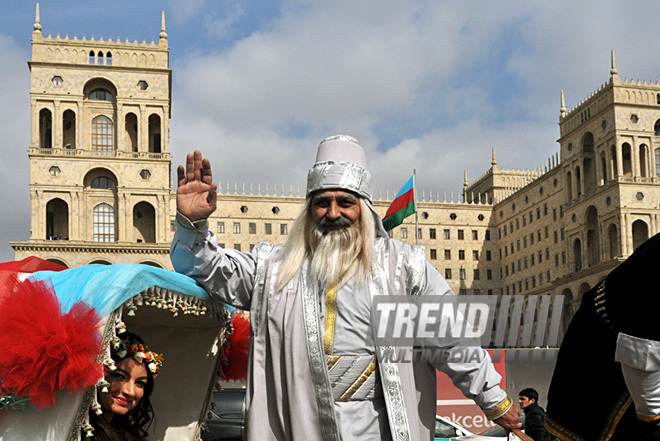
[10,241,170,255]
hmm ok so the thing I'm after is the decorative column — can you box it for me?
[598,221,605,263]
[595,147,602,186]
[647,144,654,180]
[31,99,39,148]
[75,101,82,150]
[53,100,61,149]
[580,230,586,271]
[118,191,129,243]
[654,144,659,182]
[578,166,585,197]
[161,106,169,153]
[616,143,623,179]
[622,213,630,256]
[31,190,41,240]
[632,141,640,179]
[139,105,147,153]
[116,102,124,152]
[158,193,168,243]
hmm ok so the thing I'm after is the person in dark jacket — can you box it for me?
[519,388,553,441]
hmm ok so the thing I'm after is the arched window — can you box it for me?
[106,52,112,66]
[89,50,95,64]
[92,115,113,152]
[125,113,138,152]
[39,108,52,149]
[632,220,649,251]
[586,206,599,267]
[93,203,115,242]
[622,143,632,177]
[573,239,582,272]
[148,114,161,153]
[608,224,619,259]
[63,109,76,149]
[582,132,596,191]
[654,119,660,135]
[98,52,104,65]
[91,176,116,189]
[46,198,69,240]
[133,201,156,243]
[89,88,114,102]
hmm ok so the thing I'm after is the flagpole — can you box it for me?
[413,169,418,245]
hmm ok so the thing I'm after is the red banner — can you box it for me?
[436,350,506,433]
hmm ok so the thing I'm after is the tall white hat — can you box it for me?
[306,135,372,201]
[306,135,387,237]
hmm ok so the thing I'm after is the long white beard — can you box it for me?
[309,221,362,286]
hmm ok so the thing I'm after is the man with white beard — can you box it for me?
[171,135,521,440]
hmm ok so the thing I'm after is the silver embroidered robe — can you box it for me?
[171,223,506,441]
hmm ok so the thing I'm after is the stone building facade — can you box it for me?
[12,6,173,267]
[11,12,660,344]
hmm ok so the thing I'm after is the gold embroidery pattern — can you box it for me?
[545,392,632,441]
[324,283,338,356]
[337,359,377,402]
[326,354,341,371]
[483,396,512,420]
[599,393,632,441]
[638,413,660,422]
[593,280,614,330]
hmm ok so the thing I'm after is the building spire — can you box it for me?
[560,90,567,118]
[491,146,497,167]
[610,49,618,76]
[463,169,468,189]
[33,3,42,32]
[159,11,168,40]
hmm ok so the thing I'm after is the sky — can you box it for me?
[2,0,660,261]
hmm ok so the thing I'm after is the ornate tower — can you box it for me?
[11,5,173,268]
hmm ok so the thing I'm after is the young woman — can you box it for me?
[88,332,163,441]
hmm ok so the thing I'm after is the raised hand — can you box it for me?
[494,404,523,431]
[176,150,217,222]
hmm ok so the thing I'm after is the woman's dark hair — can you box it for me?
[88,332,156,441]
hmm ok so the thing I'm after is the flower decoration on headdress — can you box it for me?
[110,336,164,377]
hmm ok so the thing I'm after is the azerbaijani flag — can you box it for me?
[382,176,416,231]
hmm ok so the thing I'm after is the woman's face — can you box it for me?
[99,357,148,418]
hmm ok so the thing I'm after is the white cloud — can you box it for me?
[165,0,206,26]
[369,120,559,200]
[203,3,245,41]
[169,0,561,199]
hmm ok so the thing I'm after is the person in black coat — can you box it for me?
[519,388,553,441]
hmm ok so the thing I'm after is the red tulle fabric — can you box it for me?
[221,312,250,382]
[0,257,67,304]
[0,276,103,408]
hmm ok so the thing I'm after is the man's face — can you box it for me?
[518,395,535,409]
[311,190,361,231]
